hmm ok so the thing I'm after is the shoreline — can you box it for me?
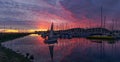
[0,45,31,62]
[0,33,31,62]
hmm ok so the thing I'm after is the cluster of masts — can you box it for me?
[51,6,119,31]
[100,6,119,30]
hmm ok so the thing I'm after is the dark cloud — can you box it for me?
[60,0,120,20]
[0,0,120,30]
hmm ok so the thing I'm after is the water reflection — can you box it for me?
[1,34,120,62]
[44,38,58,62]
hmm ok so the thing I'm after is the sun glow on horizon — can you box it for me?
[0,28,48,33]
[4,29,19,33]
[27,29,48,32]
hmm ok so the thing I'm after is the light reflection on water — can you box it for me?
[1,34,120,62]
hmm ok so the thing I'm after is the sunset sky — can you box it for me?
[0,0,120,32]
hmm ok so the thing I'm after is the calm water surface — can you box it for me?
[1,34,120,62]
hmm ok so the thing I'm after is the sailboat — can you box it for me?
[86,7,116,40]
[44,23,58,62]
[44,23,57,44]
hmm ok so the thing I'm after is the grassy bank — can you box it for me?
[0,33,32,62]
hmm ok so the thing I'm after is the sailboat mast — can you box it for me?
[103,16,106,28]
[101,6,103,28]
[112,19,114,31]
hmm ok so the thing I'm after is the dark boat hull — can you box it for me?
[44,39,57,44]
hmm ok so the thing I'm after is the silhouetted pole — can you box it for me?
[115,19,117,30]
[100,6,103,28]
[112,19,115,31]
[103,16,106,28]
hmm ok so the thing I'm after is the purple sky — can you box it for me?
[0,0,120,30]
